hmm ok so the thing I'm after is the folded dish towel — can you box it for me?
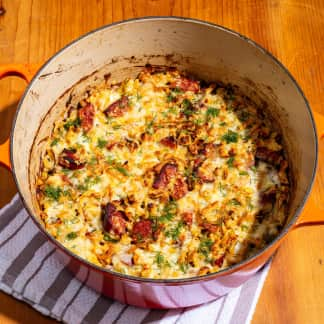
[0,194,271,324]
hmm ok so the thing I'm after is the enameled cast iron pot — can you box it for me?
[1,17,324,309]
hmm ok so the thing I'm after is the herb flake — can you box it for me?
[221,130,239,143]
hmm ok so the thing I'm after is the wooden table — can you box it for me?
[0,0,323,323]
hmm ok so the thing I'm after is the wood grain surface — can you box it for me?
[0,0,323,323]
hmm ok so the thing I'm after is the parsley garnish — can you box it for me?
[229,198,241,206]
[66,232,78,240]
[115,166,129,176]
[44,186,62,201]
[198,237,214,261]
[63,117,81,130]
[159,200,177,223]
[241,225,249,231]
[103,233,119,243]
[218,182,226,197]
[239,170,249,176]
[227,157,235,168]
[182,98,194,116]
[77,176,101,192]
[155,252,165,267]
[50,138,59,147]
[206,107,220,120]
[97,138,108,148]
[106,156,129,176]
[81,133,90,143]
[145,116,156,135]
[173,87,182,94]
[221,130,239,143]
[179,263,189,273]
[194,118,204,126]
[167,94,175,103]
[165,221,184,240]
[155,252,170,268]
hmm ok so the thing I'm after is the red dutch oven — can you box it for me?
[0,17,324,308]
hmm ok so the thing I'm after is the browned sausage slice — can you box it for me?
[160,136,177,149]
[132,219,152,241]
[78,103,94,132]
[172,177,188,200]
[102,203,126,236]
[152,163,177,189]
[58,148,85,170]
[104,96,129,117]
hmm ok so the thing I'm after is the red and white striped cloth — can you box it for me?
[0,194,271,324]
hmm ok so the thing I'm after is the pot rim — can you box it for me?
[10,16,318,285]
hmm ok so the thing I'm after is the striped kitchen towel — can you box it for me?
[0,194,271,324]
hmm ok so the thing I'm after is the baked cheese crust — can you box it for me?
[36,67,289,278]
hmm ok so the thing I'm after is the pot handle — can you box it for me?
[294,111,324,228]
[0,63,39,170]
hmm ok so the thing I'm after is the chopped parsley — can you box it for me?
[198,237,214,261]
[66,232,78,240]
[145,116,156,134]
[106,156,130,176]
[227,157,235,168]
[219,121,226,126]
[194,118,204,126]
[97,138,108,148]
[179,263,189,273]
[159,200,177,223]
[165,221,184,240]
[115,166,129,176]
[229,198,241,206]
[44,186,62,201]
[77,176,101,192]
[172,87,182,94]
[63,117,81,131]
[219,182,226,197]
[50,138,59,147]
[155,252,170,268]
[81,133,90,143]
[205,107,220,120]
[221,130,239,143]
[181,98,194,116]
[103,233,119,243]
[155,252,165,267]
[167,93,175,103]
[239,170,249,176]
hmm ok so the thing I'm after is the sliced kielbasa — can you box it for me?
[173,77,199,93]
[132,219,152,241]
[152,163,177,189]
[181,212,193,225]
[78,103,94,132]
[58,148,85,170]
[160,136,177,149]
[102,203,126,236]
[104,96,129,117]
[172,177,188,200]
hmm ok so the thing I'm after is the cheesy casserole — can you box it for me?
[36,67,289,279]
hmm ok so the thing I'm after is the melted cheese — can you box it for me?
[37,68,289,279]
